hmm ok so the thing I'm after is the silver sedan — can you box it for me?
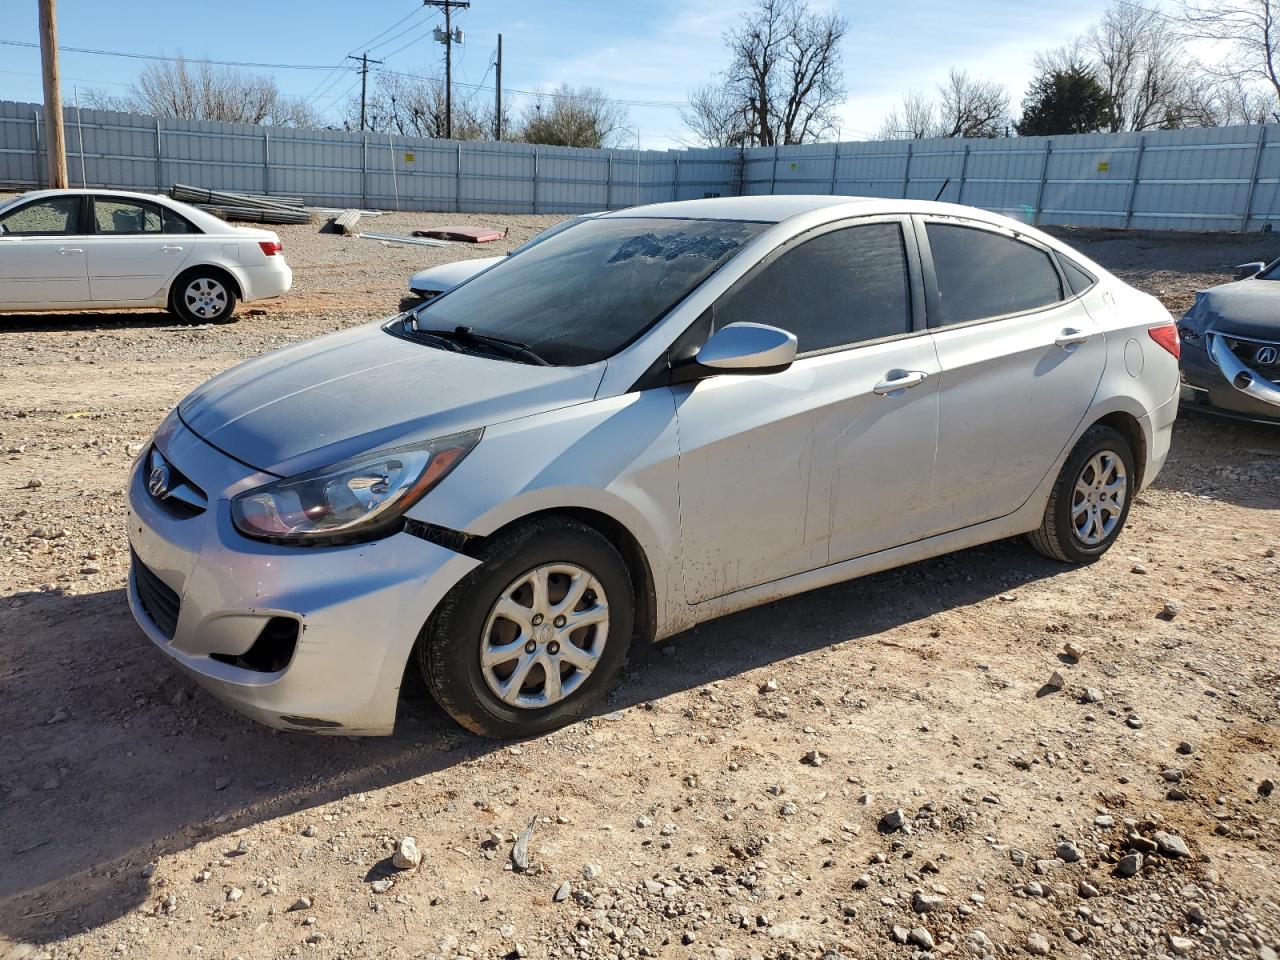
[127,196,1179,737]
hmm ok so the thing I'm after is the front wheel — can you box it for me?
[1029,424,1135,564]
[169,271,238,324]
[418,517,633,738]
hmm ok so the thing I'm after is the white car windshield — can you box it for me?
[414,217,766,365]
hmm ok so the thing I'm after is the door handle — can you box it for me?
[1055,328,1091,350]
[162,245,185,253]
[58,247,83,255]
[873,369,929,396]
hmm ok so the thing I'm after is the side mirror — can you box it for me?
[1235,261,1266,280]
[691,322,797,375]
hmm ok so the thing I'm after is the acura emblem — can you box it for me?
[148,463,171,499]
[1255,345,1278,366]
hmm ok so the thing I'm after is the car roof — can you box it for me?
[13,187,174,204]
[2,187,263,235]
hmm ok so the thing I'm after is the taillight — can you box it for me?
[1149,323,1180,360]
[257,240,283,257]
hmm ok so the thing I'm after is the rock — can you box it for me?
[801,749,825,766]
[1024,881,1046,897]
[553,880,571,902]
[890,925,910,945]
[288,897,312,912]
[1176,741,1195,755]
[370,879,393,894]
[643,879,664,895]
[1260,778,1276,797]
[1131,562,1148,574]
[1162,768,1184,783]
[25,478,43,489]
[779,801,799,817]
[1082,687,1104,704]
[1168,935,1194,955]
[226,887,243,902]
[1055,841,1081,863]
[46,708,68,725]
[1027,932,1051,956]
[1094,815,1114,828]
[1115,853,1143,877]
[301,824,318,837]
[1162,600,1182,619]
[908,927,935,950]
[305,932,326,945]
[1078,881,1100,898]
[1045,670,1066,691]
[1063,641,1084,660]
[582,863,602,881]
[1153,831,1190,858]
[511,817,536,872]
[1126,715,1144,730]
[853,874,871,889]
[213,777,231,791]
[79,564,100,575]
[141,862,156,879]
[759,678,779,694]
[392,837,421,870]
[879,809,906,831]
[911,890,944,913]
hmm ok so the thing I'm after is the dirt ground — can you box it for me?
[1,202,1279,960]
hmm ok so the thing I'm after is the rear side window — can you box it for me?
[0,196,82,235]
[162,208,196,234]
[716,222,912,353]
[1058,257,1096,295]
[94,198,163,234]
[926,223,1063,327]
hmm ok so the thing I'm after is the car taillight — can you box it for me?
[1149,323,1180,360]
[257,240,283,256]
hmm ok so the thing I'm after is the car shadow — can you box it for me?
[0,309,184,333]
[0,535,1065,945]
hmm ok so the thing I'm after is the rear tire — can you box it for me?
[1029,425,1135,564]
[169,269,238,324]
[418,517,633,738]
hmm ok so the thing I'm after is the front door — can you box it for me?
[86,196,193,301]
[0,195,90,305]
[674,217,940,603]
[919,218,1107,535]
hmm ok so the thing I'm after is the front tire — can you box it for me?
[1029,425,1135,564]
[169,270,238,324]
[418,517,633,738]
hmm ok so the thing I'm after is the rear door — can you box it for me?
[674,217,940,603]
[86,196,195,302]
[918,217,1106,535]
[0,195,90,305]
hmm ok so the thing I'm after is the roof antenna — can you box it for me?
[934,178,951,202]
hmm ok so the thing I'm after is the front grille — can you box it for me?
[1223,334,1280,381]
[146,446,208,517]
[132,550,181,640]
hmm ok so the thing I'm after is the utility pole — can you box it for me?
[38,0,67,188]
[494,33,502,141]
[347,52,383,131]
[424,0,469,139]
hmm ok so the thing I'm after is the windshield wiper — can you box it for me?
[413,322,549,366]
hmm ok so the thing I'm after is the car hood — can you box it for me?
[179,321,604,476]
[409,256,503,294]
[1187,280,1280,340]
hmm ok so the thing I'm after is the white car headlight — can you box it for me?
[230,430,481,544]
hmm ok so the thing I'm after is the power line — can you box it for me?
[0,38,336,70]
[376,64,691,109]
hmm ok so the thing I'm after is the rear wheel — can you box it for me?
[418,517,633,738]
[1029,425,1135,564]
[169,270,238,324]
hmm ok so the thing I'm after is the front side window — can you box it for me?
[416,217,765,365]
[926,222,1064,327]
[94,198,163,234]
[0,196,82,236]
[715,222,912,353]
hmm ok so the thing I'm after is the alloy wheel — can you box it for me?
[183,277,228,319]
[479,563,609,709]
[1071,449,1127,546]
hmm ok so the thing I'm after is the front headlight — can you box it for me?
[230,430,481,544]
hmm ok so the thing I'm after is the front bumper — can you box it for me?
[125,414,478,734]
[1180,330,1280,424]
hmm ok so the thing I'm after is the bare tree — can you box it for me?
[684,0,848,147]
[1182,0,1280,106]
[345,72,493,140]
[92,59,322,126]
[518,84,630,149]
[878,70,1009,139]
[1089,3,1193,130]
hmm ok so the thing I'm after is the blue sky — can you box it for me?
[1,0,1125,147]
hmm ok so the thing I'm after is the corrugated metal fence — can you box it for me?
[4,99,1280,231]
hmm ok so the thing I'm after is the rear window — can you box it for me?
[1059,257,1096,296]
[926,223,1064,327]
[417,217,765,365]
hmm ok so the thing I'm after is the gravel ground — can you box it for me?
[1,200,1279,960]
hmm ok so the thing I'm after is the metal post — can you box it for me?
[390,133,400,211]
[605,151,612,209]
[769,145,779,194]
[74,86,86,188]
[672,155,680,201]
[829,142,840,195]
[455,141,462,213]
[1123,135,1146,230]
[956,141,971,204]
[495,33,503,141]
[901,142,913,198]
[1242,124,1267,232]
[154,119,162,191]
[263,130,270,196]
[532,147,538,214]
[1032,139,1051,226]
[33,109,42,187]
[361,134,369,209]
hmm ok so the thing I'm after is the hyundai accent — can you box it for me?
[126,196,1179,737]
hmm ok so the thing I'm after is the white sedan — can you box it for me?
[0,188,292,323]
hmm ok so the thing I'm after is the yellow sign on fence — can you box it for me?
[1097,161,1110,173]
[404,152,416,163]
